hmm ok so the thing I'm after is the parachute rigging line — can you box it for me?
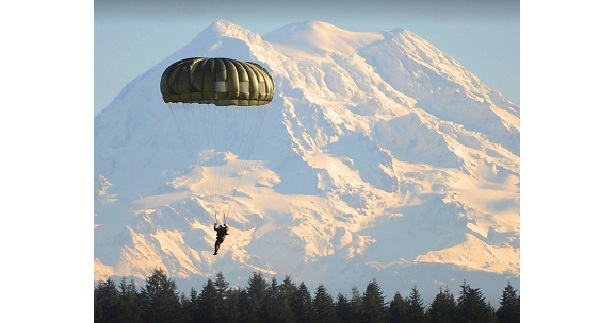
[224,105,268,221]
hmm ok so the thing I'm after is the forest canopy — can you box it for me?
[94,268,520,323]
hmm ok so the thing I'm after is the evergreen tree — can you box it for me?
[348,286,365,323]
[140,268,181,323]
[487,301,499,323]
[186,287,200,323]
[292,282,316,322]
[496,281,519,323]
[456,280,495,323]
[215,272,229,292]
[313,284,338,323]
[274,276,295,322]
[278,274,298,321]
[388,292,408,323]
[335,293,353,323]
[236,289,256,323]
[225,288,243,323]
[361,279,387,323]
[198,278,219,322]
[117,277,143,323]
[406,285,426,323]
[246,272,268,322]
[94,277,120,323]
[281,275,298,300]
[261,276,294,322]
[427,286,457,323]
[214,272,230,321]
[260,276,277,320]
[179,291,192,323]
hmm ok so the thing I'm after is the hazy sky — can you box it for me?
[95,0,519,116]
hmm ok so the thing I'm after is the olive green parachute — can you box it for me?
[160,57,274,106]
[159,57,275,224]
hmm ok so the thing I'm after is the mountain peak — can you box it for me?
[193,20,262,43]
[183,20,266,58]
[284,20,343,32]
[264,20,384,54]
[208,20,244,33]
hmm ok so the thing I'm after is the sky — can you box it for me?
[3,0,600,321]
[95,0,520,116]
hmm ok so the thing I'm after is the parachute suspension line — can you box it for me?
[214,105,227,211]
[183,103,204,181]
[169,103,208,198]
[191,103,209,195]
[223,106,252,219]
[195,103,214,200]
[206,104,230,222]
[217,105,243,225]
[219,105,239,223]
[214,106,237,224]
[207,105,218,203]
[169,103,268,225]
[220,106,231,205]
[203,104,223,212]
[224,105,269,218]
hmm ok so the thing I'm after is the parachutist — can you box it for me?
[162,57,272,255]
[213,223,229,255]
[161,57,273,246]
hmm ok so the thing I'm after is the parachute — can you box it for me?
[160,57,275,223]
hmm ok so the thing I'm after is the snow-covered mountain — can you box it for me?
[94,20,519,305]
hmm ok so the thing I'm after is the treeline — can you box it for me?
[94,268,519,322]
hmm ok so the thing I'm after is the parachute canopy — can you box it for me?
[160,57,275,106]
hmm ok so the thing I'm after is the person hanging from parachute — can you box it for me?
[212,213,229,255]
[160,57,274,255]
[213,221,229,255]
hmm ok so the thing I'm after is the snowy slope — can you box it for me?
[94,20,519,305]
